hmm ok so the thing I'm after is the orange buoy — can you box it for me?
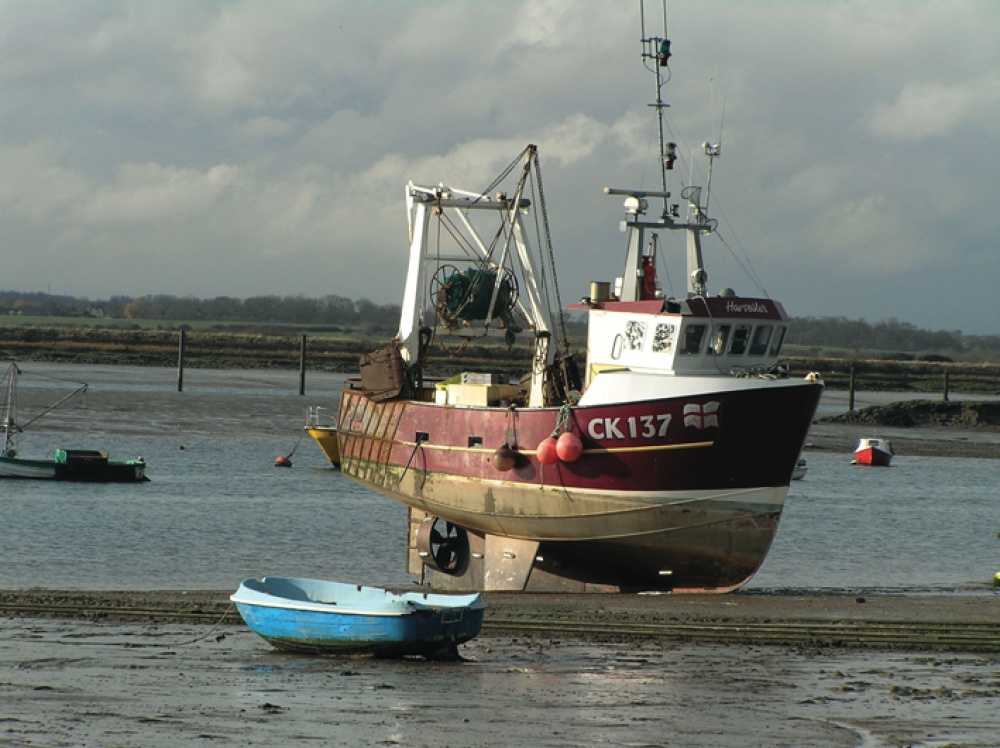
[556,431,583,462]
[493,445,517,472]
[275,455,293,468]
[536,437,559,465]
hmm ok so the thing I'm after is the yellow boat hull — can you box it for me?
[307,427,340,467]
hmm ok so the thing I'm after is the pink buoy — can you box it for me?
[536,437,559,465]
[556,431,583,462]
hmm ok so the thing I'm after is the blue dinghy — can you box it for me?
[231,576,486,659]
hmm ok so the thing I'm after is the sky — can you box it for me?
[3,1,1000,334]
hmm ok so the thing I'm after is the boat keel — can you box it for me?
[407,508,765,593]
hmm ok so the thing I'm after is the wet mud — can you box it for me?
[3,616,999,748]
[3,591,1000,746]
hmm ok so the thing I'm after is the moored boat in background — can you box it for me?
[792,457,808,481]
[853,437,894,467]
[305,406,340,468]
[327,2,823,594]
[1,363,148,483]
[0,448,147,482]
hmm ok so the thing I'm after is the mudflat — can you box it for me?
[3,589,1000,747]
[806,419,1000,460]
[3,586,999,631]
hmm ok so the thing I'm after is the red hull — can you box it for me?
[854,447,892,466]
[337,379,823,592]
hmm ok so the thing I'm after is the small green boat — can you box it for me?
[1,363,149,482]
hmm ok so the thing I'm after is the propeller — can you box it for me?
[416,517,470,575]
[429,521,462,571]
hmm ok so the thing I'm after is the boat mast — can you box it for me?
[2,363,19,457]
[1,364,88,457]
[610,0,715,302]
[642,0,671,215]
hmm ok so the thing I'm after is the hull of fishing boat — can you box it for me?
[0,456,58,480]
[336,378,822,592]
[63,461,149,482]
[0,455,148,482]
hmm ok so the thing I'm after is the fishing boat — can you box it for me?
[306,406,340,467]
[852,437,894,467]
[231,576,485,659]
[329,3,824,593]
[0,448,148,482]
[1,363,149,482]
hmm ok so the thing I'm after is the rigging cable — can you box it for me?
[475,145,534,206]
[530,150,571,353]
[18,383,89,432]
[657,107,768,297]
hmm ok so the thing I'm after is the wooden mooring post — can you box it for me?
[299,334,307,396]
[848,365,856,411]
[177,329,186,392]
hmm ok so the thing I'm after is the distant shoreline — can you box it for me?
[6,323,1000,391]
[810,397,1000,460]
[6,327,1000,461]
[806,418,1000,460]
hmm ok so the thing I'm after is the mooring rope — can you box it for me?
[550,403,572,438]
[46,603,237,649]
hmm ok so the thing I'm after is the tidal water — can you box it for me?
[2,363,998,594]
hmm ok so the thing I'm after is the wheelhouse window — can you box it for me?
[749,325,772,356]
[769,325,787,356]
[624,320,646,351]
[680,324,707,355]
[709,324,731,355]
[652,323,675,353]
[728,324,751,355]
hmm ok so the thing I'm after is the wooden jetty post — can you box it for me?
[177,329,186,392]
[299,334,307,395]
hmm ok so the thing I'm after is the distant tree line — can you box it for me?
[4,290,1000,360]
[784,316,1000,361]
[0,290,400,332]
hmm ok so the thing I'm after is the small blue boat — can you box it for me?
[230,576,486,659]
